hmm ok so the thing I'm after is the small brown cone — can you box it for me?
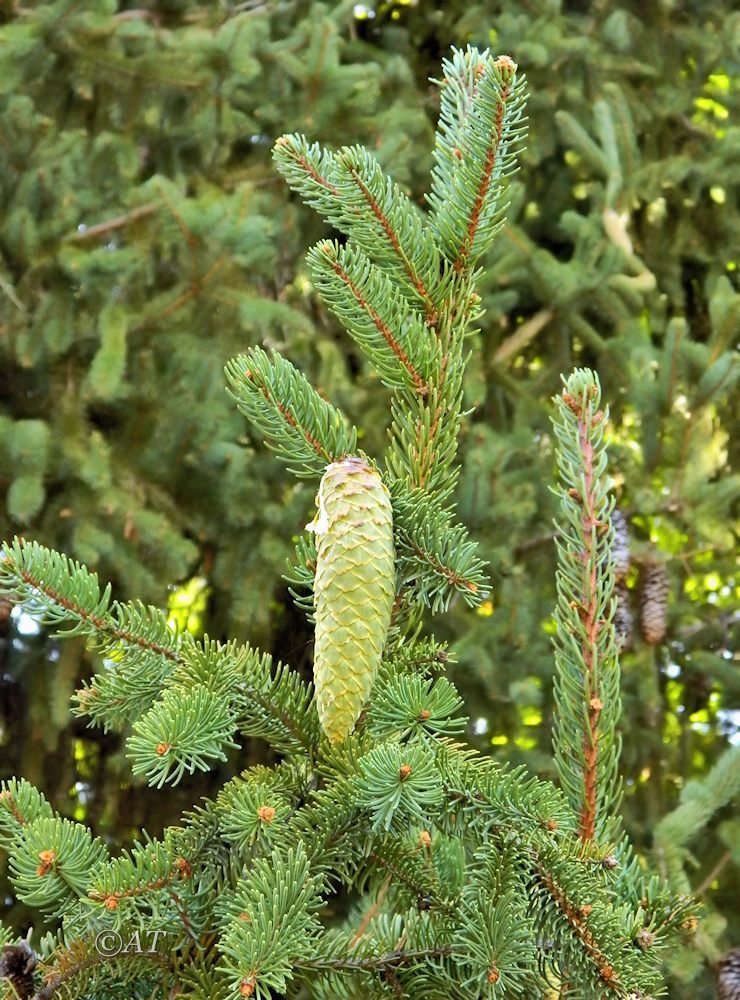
[0,941,37,999]
[717,946,740,1000]
[613,581,634,652]
[611,508,631,582]
[639,561,669,645]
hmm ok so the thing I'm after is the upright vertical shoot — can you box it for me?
[551,370,622,843]
[272,49,527,499]
[242,48,526,624]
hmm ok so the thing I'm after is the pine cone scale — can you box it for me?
[310,457,395,742]
[639,561,669,646]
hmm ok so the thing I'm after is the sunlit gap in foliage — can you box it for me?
[166,576,210,637]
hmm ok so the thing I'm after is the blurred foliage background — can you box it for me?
[0,1,737,995]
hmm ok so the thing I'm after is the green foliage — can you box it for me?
[390,483,489,614]
[217,844,324,999]
[306,239,436,391]
[0,46,701,991]
[0,780,55,849]
[1,1,738,996]
[126,685,240,788]
[356,742,444,832]
[367,673,467,742]
[451,845,537,997]
[9,817,108,919]
[653,745,740,892]
[273,134,444,313]
[1,0,434,635]
[551,371,623,844]
[225,347,358,478]
[428,49,528,270]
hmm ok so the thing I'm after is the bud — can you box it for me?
[635,929,654,951]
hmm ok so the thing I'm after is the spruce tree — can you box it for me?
[2,4,737,996]
[377,13,739,996]
[0,47,697,1000]
[0,0,440,900]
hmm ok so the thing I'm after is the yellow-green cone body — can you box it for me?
[308,457,395,743]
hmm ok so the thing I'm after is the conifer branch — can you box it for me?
[386,378,466,499]
[172,639,320,757]
[85,836,198,917]
[298,945,454,973]
[0,38,695,1000]
[274,134,444,321]
[391,485,489,612]
[278,777,363,885]
[67,202,159,242]
[0,539,194,730]
[414,385,449,489]
[428,47,528,270]
[335,150,440,320]
[240,683,317,756]
[272,133,340,203]
[0,540,313,755]
[0,538,181,665]
[307,240,431,394]
[652,744,740,891]
[551,371,622,844]
[30,943,170,1000]
[453,57,516,271]
[126,686,240,788]
[0,792,27,831]
[366,848,453,915]
[494,307,553,364]
[407,539,479,597]
[534,863,622,992]
[225,347,357,478]
[0,780,54,848]
[218,844,323,998]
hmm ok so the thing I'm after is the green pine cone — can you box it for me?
[308,457,395,743]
